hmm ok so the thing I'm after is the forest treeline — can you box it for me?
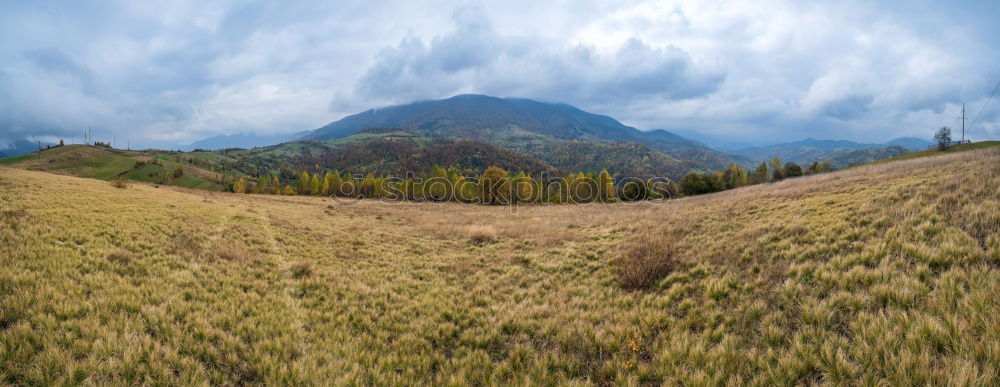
[228,158,833,204]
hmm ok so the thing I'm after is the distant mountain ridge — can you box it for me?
[235,128,558,177]
[182,131,311,151]
[303,94,748,176]
[734,137,931,167]
[756,137,931,152]
[0,138,57,158]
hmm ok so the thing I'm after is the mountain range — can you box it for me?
[3,94,931,178]
[181,131,311,151]
[302,94,747,178]
[733,137,930,167]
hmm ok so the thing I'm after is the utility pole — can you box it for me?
[960,103,967,143]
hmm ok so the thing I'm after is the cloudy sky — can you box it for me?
[1,0,999,149]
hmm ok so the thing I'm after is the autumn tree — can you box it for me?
[232,177,248,194]
[310,174,321,195]
[769,158,785,181]
[598,169,615,203]
[359,173,376,198]
[478,166,510,205]
[722,164,749,189]
[297,172,311,195]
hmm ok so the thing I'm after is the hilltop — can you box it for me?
[303,94,748,174]
[1,145,998,384]
[0,144,233,191]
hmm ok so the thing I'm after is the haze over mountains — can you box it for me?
[0,138,56,158]
[181,131,311,152]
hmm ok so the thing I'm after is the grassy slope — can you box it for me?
[866,141,1000,166]
[1,148,999,384]
[0,145,228,191]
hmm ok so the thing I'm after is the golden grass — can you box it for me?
[1,148,999,384]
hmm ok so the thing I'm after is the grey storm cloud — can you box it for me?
[1,0,999,148]
[353,6,725,107]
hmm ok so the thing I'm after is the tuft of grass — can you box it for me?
[466,225,499,244]
[290,262,313,279]
[615,231,676,290]
[212,241,255,262]
[110,175,129,189]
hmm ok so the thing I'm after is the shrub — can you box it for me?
[615,232,676,290]
[784,162,803,178]
[110,175,129,189]
[680,172,717,196]
[291,262,313,279]
[466,225,499,244]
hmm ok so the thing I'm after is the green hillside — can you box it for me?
[229,129,558,178]
[0,145,230,191]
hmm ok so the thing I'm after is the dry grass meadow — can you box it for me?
[1,148,999,384]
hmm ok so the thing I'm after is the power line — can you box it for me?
[968,67,1000,135]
